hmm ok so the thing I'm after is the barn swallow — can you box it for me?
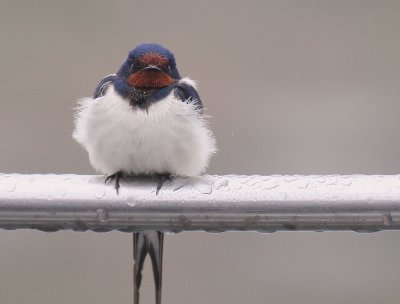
[73,43,216,304]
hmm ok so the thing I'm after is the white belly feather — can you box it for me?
[73,79,216,176]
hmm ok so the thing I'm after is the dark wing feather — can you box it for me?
[174,81,203,112]
[93,74,117,98]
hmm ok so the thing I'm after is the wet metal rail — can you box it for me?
[0,173,400,233]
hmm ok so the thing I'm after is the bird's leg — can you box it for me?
[155,173,174,195]
[105,171,125,194]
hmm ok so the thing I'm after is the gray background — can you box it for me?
[1,0,400,303]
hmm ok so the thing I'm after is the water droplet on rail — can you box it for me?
[263,182,279,190]
[284,176,299,182]
[243,178,261,186]
[96,208,109,223]
[256,229,277,234]
[213,179,229,190]
[8,184,16,192]
[94,188,106,199]
[297,180,311,190]
[198,185,212,194]
[353,228,380,233]
[189,177,213,194]
[341,180,352,186]
[382,213,393,226]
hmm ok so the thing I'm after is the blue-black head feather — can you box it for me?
[113,43,182,109]
[128,43,176,66]
[117,43,180,80]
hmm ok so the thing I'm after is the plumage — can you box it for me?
[73,43,216,304]
[73,77,216,177]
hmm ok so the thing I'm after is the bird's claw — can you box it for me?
[156,173,174,195]
[105,171,125,194]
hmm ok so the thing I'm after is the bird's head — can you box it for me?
[117,43,181,89]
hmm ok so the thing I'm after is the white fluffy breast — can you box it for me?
[73,79,216,176]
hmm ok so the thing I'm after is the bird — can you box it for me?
[73,43,216,304]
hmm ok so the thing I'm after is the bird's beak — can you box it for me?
[141,65,163,72]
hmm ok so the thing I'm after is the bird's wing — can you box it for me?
[93,74,117,98]
[174,78,203,112]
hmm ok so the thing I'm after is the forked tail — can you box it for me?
[133,231,164,304]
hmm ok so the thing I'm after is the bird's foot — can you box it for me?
[155,173,174,195]
[105,171,125,194]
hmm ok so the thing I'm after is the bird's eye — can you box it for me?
[130,62,141,73]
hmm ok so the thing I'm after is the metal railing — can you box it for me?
[1,173,400,232]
